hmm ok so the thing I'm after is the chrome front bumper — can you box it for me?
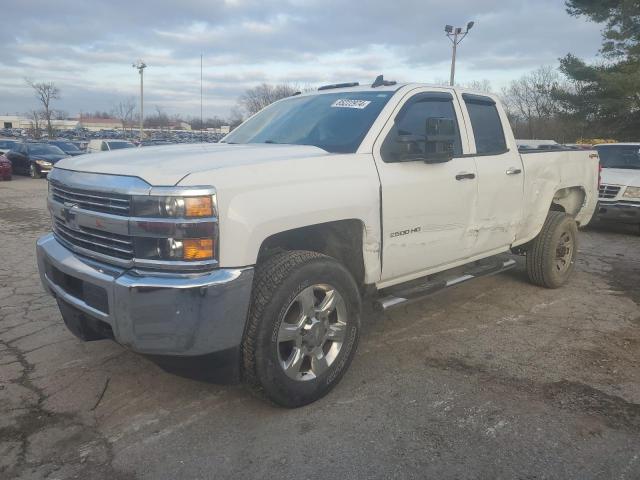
[597,200,640,224]
[36,233,254,356]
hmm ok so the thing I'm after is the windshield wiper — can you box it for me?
[263,140,280,144]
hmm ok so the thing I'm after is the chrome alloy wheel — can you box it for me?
[277,284,348,381]
[555,230,574,273]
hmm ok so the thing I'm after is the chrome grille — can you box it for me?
[53,218,134,260]
[599,184,621,199]
[50,181,131,216]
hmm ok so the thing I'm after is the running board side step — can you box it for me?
[374,259,517,311]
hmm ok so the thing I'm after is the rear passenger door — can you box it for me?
[460,93,524,255]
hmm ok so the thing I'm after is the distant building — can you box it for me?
[0,115,30,129]
[0,115,79,131]
[78,116,122,131]
[206,125,231,134]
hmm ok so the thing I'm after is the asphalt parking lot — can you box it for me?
[1,175,640,480]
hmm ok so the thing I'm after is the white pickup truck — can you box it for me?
[37,78,599,407]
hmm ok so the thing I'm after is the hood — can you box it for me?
[601,167,640,188]
[54,143,331,185]
[33,153,68,163]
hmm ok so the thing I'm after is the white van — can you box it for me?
[87,139,136,153]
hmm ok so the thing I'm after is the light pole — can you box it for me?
[445,22,474,86]
[132,60,147,141]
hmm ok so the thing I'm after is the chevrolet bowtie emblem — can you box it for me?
[62,202,79,227]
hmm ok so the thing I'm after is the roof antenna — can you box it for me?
[371,74,397,88]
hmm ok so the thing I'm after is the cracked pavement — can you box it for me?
[1,175,640,479]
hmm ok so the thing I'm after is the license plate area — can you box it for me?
[45,261,110,314]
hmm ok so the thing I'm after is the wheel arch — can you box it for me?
[256,219,369,289]
[551,186,587,223]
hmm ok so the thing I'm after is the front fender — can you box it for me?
[179,153,383,283]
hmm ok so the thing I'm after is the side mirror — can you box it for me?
[423,117,455,163]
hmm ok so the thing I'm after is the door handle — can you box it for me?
[506,167,522,175]
[455,172,476,181]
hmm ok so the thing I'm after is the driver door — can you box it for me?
[373,89,478,285]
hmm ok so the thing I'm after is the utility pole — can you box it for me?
[132,60,147,141]
[445,22,474,86]
[200,53,203,142]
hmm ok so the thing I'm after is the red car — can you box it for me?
[0,154,12,180]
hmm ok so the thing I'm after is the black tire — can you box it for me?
[242,250,361,408]
[29,164,41,179]
[526,211,578,289]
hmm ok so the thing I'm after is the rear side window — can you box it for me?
[463,94,507,155]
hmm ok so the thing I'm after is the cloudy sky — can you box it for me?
[1,0,603,120]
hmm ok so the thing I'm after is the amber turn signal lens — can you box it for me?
[182,238,214,260]
[184,196,213,217]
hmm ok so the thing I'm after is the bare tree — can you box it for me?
[53,110,68,120]
[112,98,136,138]
[464,79,493,93]
[26,110,42,139]
[25,79,60,138]
[228,106,244,128]
[238,83,299,116]
[501,66,564,139]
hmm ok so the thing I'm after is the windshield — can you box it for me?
[596,145,640,169]
[223,91,394,153]
[107,141,134,150]
[29,144,65,155]
[51,141,80,152]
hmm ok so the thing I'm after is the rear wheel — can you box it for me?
[526,211,578,288]
[242,251,360,408]
[29,164,41,179]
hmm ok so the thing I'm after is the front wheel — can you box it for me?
[242,251,360,408]
[526,211,578,288]
[29,164,41,179]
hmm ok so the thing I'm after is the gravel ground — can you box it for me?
[1,175,639,480]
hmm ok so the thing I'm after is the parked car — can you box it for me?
[5,142,68,178]
[37,79,599,407]
[0,139,19,155]
[595,143,640,230]
[47,140,85,156]
[87,139,135,153]
[563,143,594,150]
[0,154,12,180]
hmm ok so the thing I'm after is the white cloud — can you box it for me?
[0,0,604,119]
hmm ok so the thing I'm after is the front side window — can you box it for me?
[101,142,109,151]
[463,94,507,155]
[222,91,393,154]
[381,93,462,163]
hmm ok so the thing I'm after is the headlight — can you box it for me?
[130,192,218,263]
[623,186,640,199]
[35,160,52,167]
[132,195,216,218]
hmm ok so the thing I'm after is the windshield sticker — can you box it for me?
[331,99,372,109]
